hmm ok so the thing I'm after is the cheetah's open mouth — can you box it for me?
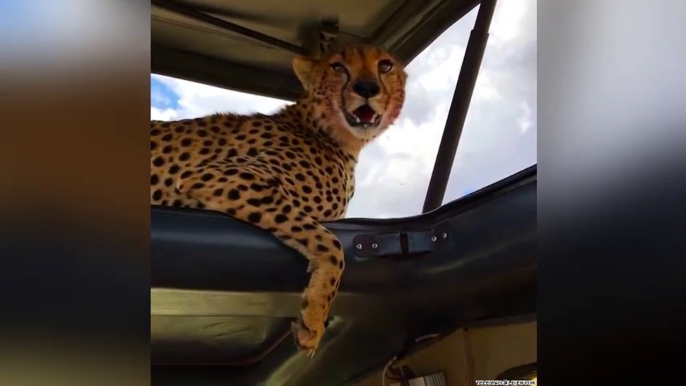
[344,104,381,128]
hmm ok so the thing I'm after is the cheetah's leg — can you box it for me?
[177,164,345,357]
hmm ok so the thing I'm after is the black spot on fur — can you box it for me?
[248,212,262,223]
[228,189,240,200]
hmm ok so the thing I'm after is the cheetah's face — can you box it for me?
[293,45,407,141]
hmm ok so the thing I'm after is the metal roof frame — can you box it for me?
[151,0,481,100]
[423,0,497,212]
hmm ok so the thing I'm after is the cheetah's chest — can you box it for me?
[255,141,354,222]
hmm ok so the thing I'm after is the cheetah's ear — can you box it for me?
[293,56,316,91]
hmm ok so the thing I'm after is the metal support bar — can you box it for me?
[152,0,306,55]
[421,0,497,213]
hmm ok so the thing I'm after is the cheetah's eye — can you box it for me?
[378,59,393,74]
[330,62,346,73]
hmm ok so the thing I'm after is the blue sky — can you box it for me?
[151,77,180,111]
[151,0,536,219]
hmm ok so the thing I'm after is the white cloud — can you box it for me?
[151,107,178,121]
[151,74,291,118]
[150,0,537,219]
[490,0,529,43]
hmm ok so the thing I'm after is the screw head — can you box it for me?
[356,244,362,250]
[431,236,437,242]
[442,233,448,239]
[371,243,378,249]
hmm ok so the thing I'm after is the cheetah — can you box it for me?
[150,44,407,356]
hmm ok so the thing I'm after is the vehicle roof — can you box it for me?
[152,0,480,100]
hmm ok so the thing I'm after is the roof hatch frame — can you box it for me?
[152,0,307,55]
[422,0,497,212]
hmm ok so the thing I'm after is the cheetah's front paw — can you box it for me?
[291,319,324,357]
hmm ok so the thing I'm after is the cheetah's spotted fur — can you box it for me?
[150,45,407,356]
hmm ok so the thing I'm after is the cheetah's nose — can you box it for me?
[352,81,380,98]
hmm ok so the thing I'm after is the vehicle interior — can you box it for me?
[151,0,537,385]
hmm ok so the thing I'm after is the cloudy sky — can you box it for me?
[151,0,537,219]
